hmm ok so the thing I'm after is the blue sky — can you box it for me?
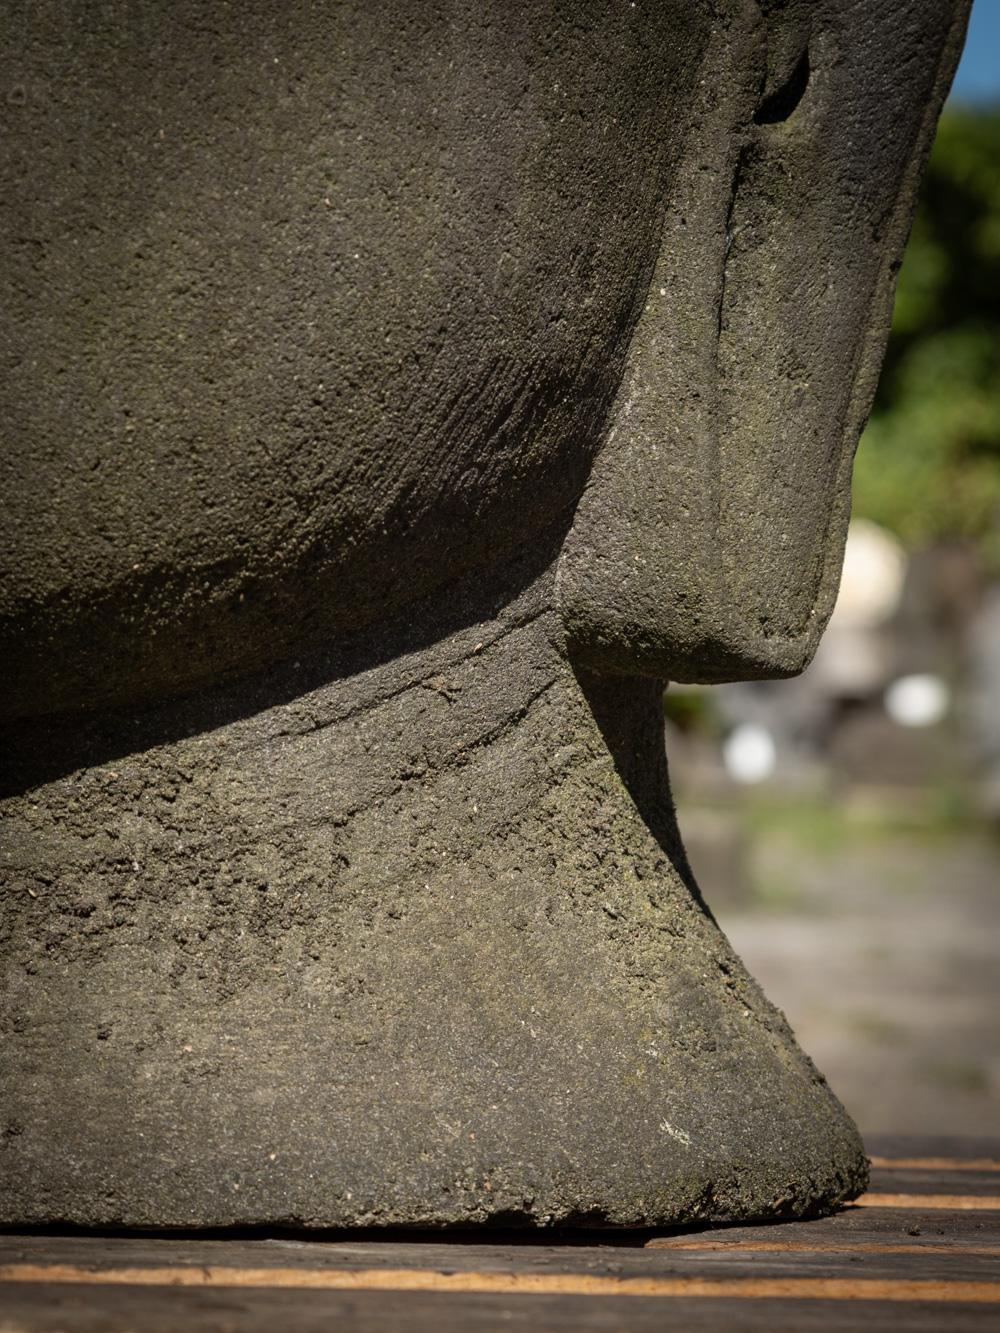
[951,0,1000,101]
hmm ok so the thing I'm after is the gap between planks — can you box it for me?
[0,1264,998,1304]
[870,1157,1000,1172]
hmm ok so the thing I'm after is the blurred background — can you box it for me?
[669,0,1000,1141]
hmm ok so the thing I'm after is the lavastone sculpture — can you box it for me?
[0,0,970,1227]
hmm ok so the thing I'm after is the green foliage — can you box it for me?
[662,686,718,735]
[852,104,1000,566]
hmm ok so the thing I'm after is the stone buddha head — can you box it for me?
[1,0,970,719]
[0,0,969,1232]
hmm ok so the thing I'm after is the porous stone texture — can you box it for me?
[1,0,710,720]
[1,556,865,1229]
[0,0,969,1229]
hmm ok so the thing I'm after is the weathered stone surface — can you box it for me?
[1,555,865,1228]
[2,0,710,720]
[0,0,970,1228]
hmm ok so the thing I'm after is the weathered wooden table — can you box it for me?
[2,1137,997,1331]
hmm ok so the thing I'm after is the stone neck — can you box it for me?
[1,558,866,1230]
[4,559,680,932]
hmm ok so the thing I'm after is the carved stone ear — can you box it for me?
[556,3,766,685]
[557,0,971,686]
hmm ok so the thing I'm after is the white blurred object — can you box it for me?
[723,724,777,784]
[830,518,907,630]
[810,518,907,695]
[966,584,1000,819]
[884,673,949,728]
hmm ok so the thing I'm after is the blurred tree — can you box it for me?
[853,104,1000,567]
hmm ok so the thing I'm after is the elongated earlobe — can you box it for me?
[557,3,765,683]
[558,0,970,685]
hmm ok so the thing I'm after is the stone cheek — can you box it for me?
[0,0,711,720]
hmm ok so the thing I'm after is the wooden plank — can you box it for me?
[2,1233,998,1287]
[1,1286,996,1333]
[865,1137,1000,1165]
[866,1135,1000,1200]
[868,1169,1000,1197]
[857,1193,1000,1209]
[0,1261,998,1302]
[650,1240,1000,1257]
[869,1157,1000,1172]
[650,1202,1000,1251]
